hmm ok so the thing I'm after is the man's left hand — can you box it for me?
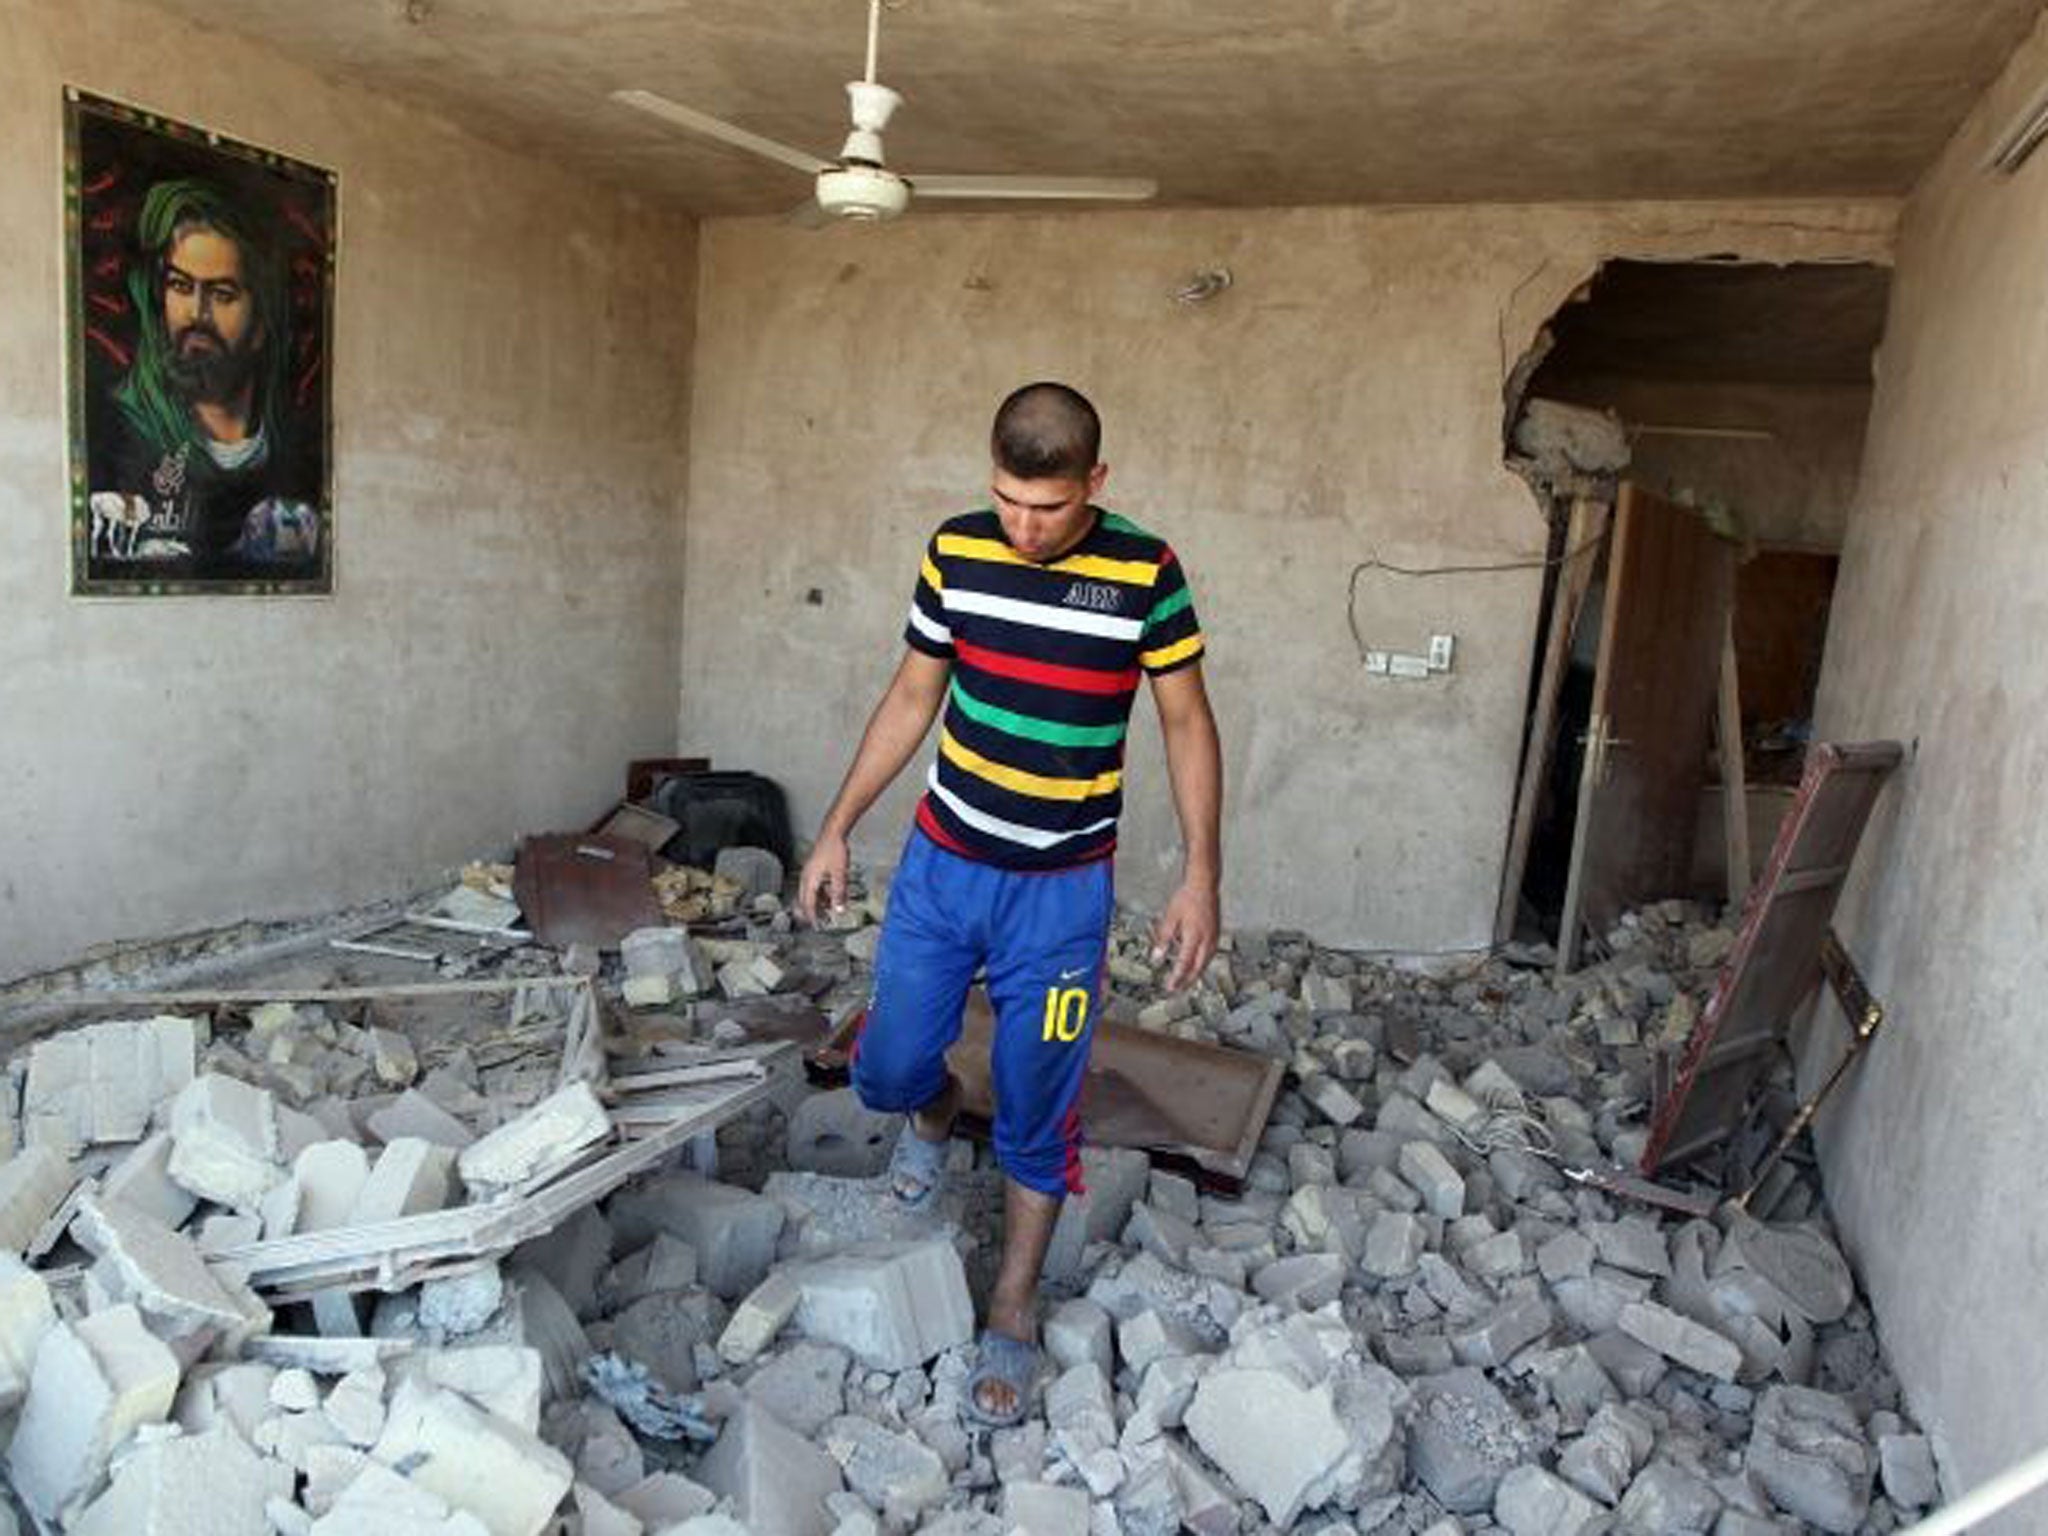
[1151,879,1221,992]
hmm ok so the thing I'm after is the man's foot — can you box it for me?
[963,1327,1040,1427]
[884,1124,949,1211]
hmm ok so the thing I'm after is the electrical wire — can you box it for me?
[1346,528,1607,664]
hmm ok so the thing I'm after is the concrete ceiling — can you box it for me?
[155,0,2043,214]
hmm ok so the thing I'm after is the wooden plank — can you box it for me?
[1718,610,1752,909]
[1495,497,1609,944]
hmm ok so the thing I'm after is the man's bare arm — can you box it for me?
[1147,661,1223,989]
[797,649,951,923]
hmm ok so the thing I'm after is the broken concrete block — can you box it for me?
[457,1082,610,1196]
[1162,1438,1239,1536]
[420,1264,505,1336]
[1619,1300,1742,1382]
[719,1270,802,1363]
[513,1203,613,1321]
[1745,1384,1872,1533]
[1493,1464,1604,1536]
[822,1413,949,1523]
[9,1305,181,1522]
[367,1028,420,1089]
[785,1089,901,1178]
[367,1090,476,1150]
[311,1459,492,1534]
[714,846,785,899]
[1557,1400,1654,1503]
[1360,1210,1428,1278]
[71,1422,286,1536]
[1537,1227,1596,1283]
[1044,1298,1115,1377]
[1613,1460,1722,1534]
[598,1233,697,1315]
[1251,1251,1347,1310]
[349,1138,457,1223]
[1424,1077,1486,1132]
[1589,1217,1672,1278]
[398,1346,546,1435]
[1586,1329,1668,1397]
[1879,1431,1939,1509]
[609,1173,784,1299]
[1407,1368,1541,1515]
[102,1134,200,1230]
[23,1016,198,1156]
[1117,1307,1205,1374]
[695,1400,843,1536]
[1300,1076,1365,1127]
[1184,1366,1349,1526]
[0,1251,55,1407]
[793,1239,974,1370]
[1398,1141,1465,1219]
[322,1365,388,1447]
[72,1193,266,1343]
[1002,1480,1092,1536]
[291,1139,372,1233]
[735,1342,842,1440]
[572,1481,644,1536]
[0,1144,77,1253]
[370,1377,574,1536]
[1450,1293,1553,1369]
[1715,1214,1855,1326]
[1123,1200,1199,1265]
[167,1073,286,1212]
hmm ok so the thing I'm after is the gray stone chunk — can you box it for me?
[715,846,785,899]
[0,1145,77,1254]
[1537,1229,1595,1283]
[784,1089,900,1178]
[9,1306,180,1522]
[697,1401,844,1536]
[1450,1293,1553,1369]
[23,1016,197,1156]
[742,1341,847,1436]
[1252,1252,1347,1310]
[1184,1366,1349,1526]
[457,1081,610,1195]
[822,1414,948,1525]
[1398,1141,1466,1219]
[349,1137,457,1223]
[1588,1218,1672,1278]
[1619,1300,1742,1381]
[1494,1464,1604,1536]
[609,1173,784,1299]
[1001,1481,1091,1536]
[366,1089,476,1150]
[1878,1431,1939,1509]
[1407,1368,1542,1515]
[1361,1211,1429,1278]
[1615,1460,1722,1534]
[1557,1401,1653,1504]
[1745,1385,1872,1533]
[71,1193,263,1342]
[167,1072,286,1212]
[101,1134,198,1230]
[1586,1329,1668,1397]
[793,1239,974,1369]
[1043,1298,1114,1376]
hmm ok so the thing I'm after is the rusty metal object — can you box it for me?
[1641,739,1902,1176]
[1732,930,1886,1212]
[512,833,663,949]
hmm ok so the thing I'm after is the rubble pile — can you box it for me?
[0,865,1944,1536]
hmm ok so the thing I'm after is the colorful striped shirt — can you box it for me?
[902,507,1205,869]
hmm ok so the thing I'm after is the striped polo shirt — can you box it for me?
[903,507,1205,869]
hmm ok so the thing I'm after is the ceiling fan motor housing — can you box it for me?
[816,163,911,221]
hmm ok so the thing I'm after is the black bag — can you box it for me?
[647,770,795,871]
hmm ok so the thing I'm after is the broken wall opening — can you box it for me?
[1497,259,1892,961]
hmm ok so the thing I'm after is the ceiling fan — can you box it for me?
[612,0,1158,224]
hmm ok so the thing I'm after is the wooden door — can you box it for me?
[1558,483,1735,968]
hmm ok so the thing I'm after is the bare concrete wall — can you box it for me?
[1809,15,2048,1514]
[680,201,1891,948]
[0,0,696,981]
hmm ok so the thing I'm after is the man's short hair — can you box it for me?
[991,382,1100,479]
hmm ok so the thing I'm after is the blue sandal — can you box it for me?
[884,1127,949,1212]
[963,1329,1040,1428]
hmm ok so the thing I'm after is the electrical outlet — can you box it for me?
[1364,650,1390,675]
[1428,633,1456,672]
[1389,652,1431,680]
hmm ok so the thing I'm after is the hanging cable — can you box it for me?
[1346,528,1607,664]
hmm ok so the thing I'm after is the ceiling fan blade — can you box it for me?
[909,174,1158,202]
[612,89,831,177]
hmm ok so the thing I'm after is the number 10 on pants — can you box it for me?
[1041,986,1089,1043]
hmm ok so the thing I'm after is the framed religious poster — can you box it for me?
[65,89,336,595]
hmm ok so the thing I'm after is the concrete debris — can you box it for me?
[0,890,1934,1536]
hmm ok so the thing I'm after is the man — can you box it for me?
[797,382,1223,1426]
[90,177,320,575]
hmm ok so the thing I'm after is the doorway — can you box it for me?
[1495,259,1891,966]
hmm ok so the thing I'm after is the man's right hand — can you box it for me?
[797,831,852,927]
